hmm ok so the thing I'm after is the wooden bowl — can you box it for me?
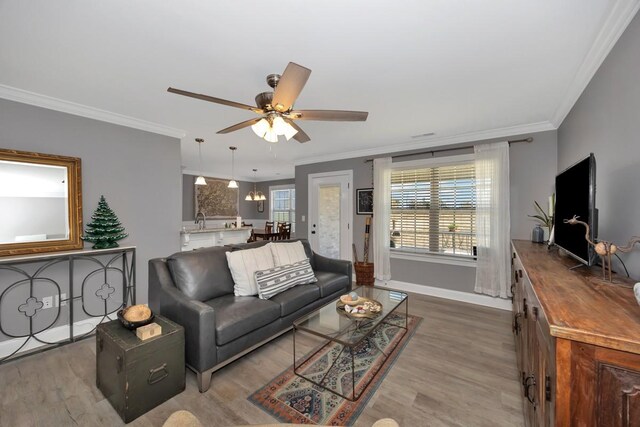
[117,305,154,330]
[340,294,366,306]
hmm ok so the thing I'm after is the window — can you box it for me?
[390,158,476,257]
[270,185,295,232]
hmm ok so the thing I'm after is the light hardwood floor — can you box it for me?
[0,292,524,426]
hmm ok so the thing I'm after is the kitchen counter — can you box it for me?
[180,226,252,235]
[180,227,251,250]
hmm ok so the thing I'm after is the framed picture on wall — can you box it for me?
[356,188,373,215]
[257,200,264,213]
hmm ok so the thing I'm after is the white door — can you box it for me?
[308,171,352,260]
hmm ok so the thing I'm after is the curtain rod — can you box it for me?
[364,137,533,163]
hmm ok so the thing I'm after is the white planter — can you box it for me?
[541,226,550,242]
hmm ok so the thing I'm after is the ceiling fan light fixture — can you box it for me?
[272,116,288,135]
[195,175,207,186]
[264,128,279,143]
[283,122,298,141]
[251,118,270,138]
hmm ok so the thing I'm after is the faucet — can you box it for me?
[195,211,206,230]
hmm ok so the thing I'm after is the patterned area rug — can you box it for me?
[249,314,422,425]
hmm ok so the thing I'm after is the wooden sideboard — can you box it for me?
[511,240,640,426]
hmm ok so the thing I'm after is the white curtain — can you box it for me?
[373,157,392,281]
[474,142,511,298]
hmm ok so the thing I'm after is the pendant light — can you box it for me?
[195,138,207,186]
[245,169,267,201]
[228,146,238,188]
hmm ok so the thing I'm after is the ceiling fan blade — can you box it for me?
[217,118,262,134]
[271,62,311,112]
[284,119,311,143]
[289,109,368,121]
[167,87,263,113]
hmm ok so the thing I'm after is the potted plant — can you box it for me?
[448,223,457,232]
[528,197,554,241]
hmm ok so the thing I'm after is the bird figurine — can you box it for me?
[565,215,640,281]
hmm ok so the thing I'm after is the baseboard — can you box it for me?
[374,279,511,311]
[0,317,107,360]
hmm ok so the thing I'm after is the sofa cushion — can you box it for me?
[269,284,320,317]
[204,295,280,346]
[269,241,308,266]
[226,245,275,296]
[167,246,234,301]
[255,259,317,300]
[314,271,350,297]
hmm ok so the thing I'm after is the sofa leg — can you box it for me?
[197,368,214,393]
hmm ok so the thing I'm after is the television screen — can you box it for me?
[553,154,596,265]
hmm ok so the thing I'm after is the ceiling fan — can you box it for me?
[167,62,368,143]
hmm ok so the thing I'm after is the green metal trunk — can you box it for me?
[96,316,185,423]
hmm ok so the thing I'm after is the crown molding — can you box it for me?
[293,120,556,166]
[551,0,640,127]
[181,169,294,182]
[0,84,186,139]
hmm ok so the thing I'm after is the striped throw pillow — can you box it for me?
[254,259,317,300]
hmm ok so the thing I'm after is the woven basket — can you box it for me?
[354,262,375,286]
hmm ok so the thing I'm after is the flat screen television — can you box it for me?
[553,154,597,266]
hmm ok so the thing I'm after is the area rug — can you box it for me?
[249,314,422,425]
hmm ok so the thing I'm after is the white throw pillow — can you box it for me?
[226,245,275,296]
[269,241,308,266]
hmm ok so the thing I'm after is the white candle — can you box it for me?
[548,195,554,217]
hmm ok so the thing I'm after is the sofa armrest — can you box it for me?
[149,259,217,372]
[313,254,352,285]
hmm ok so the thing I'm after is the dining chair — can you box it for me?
[278,223,291,240]
[265,221,274,234]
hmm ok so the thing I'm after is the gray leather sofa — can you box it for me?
[148,239,352,392]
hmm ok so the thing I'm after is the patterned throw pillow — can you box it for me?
[254,259,317,300]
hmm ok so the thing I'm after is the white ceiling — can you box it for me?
[1,1,637,181]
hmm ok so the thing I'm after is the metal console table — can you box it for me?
[0,246,135,363]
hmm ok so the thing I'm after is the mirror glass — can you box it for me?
[0,160,70,244]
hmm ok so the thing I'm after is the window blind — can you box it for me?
[271,188,296,232]
[390,162,476,256]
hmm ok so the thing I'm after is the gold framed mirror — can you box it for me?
[0,148,83,256]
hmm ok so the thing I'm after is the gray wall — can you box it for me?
[510,131,558,239]
[0,99,182,306]
[296,130,557,293]
[558,11,640,279]
[182,174,294,222]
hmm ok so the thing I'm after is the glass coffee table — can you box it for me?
[293,286,408,401]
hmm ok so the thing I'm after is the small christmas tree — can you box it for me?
[82,195,128,249]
